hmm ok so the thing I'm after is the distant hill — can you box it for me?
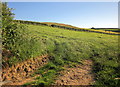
[13,20,120,35]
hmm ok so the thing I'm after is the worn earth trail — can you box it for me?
[54,60,95,85]
[2,60,95,85]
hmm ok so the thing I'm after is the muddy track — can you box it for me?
[54,60,95,85]
[1,54,49,85]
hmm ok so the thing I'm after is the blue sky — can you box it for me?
[8,2,118,28]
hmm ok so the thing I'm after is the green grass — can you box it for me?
[4,23,119,86]
[21,24,119,86]
[14,20,120,35]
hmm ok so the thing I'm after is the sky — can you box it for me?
[118,1,120,29]
[8,2,118,28]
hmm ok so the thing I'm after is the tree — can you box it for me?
[2,2,17,48]
[2,2,29,54]
[2,2,14,27]
[91,27,95,29]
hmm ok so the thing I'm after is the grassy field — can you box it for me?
[18,24,119,86]
[2,2,119,86]
[2,21,119,86]
[14,20,120,35]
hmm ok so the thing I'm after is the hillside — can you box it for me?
[14,20,120,35]
[2,3,119,86]
[2,22,119,86]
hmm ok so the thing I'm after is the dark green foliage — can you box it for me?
[2,2,15,47]
[1,2,21,65]
[1,3,43,66]
[2,3,25,66]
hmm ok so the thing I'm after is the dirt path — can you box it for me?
[2,59,95,86]
[54,60,95,85]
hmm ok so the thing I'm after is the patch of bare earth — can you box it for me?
[4,74,41,85]
[54,60,95,85]
[1,55,49,86]
[1,58,95,86]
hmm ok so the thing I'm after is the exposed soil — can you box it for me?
[1,54,49,85]
[3,74,41,85]
[1,58,95,86]
[54,60,95,85]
